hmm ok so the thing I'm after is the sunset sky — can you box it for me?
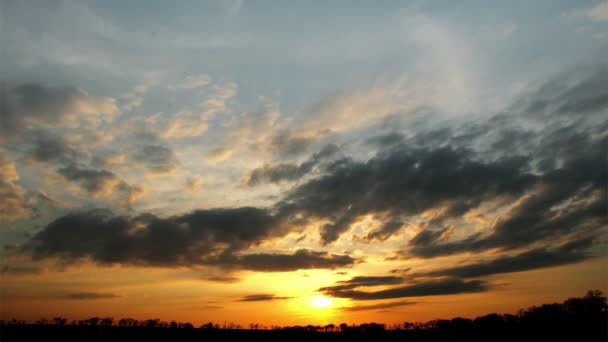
[1,0,607,327]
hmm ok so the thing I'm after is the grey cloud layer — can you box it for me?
[219,249,356,272]
[320,278,488,300]
[415,236,594,279]
[15,66,608,278]
[276,67,607,251]
[24,208,355,271]
[279,146,535,245]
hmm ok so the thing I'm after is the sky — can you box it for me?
[1,0,607,327]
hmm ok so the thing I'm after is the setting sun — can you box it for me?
[311,295,332,309]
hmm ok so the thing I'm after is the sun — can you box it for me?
[311,295,332,309]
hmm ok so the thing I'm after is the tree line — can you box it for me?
[1,290,606,340]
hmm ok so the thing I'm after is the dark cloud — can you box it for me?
[130,144,179,174]
[343,300,417,312]
[364,218,404,242]
[275,68,607,251]
[0,83,116,143]
[0,265,41,276]
[15,67,608,277]
[417,237,594,279]
[270,131,316,157]
[409,228,449,246]
[516,66,608,118]
[64,292,120,300]
[237,294,293,302]
[365,132,405,148]
[28,133,79,164]
[320,278,488,300]
[25,207,280,266]
[206,275,240,283]
[56,164,141,208]
[57,164,119,195]
[319,276,404,292]
[246,163,312,186]
[24,209,355,271]
[223,249,357,272]
[278,145,535,244]
[389,268,411,274]
[245,144,339,186]
[407,140,605,259]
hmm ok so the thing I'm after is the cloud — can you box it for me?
[221,249,357,272]
[22,204,356,271]
[365,133,405,148]
[268,130,317,157]
[364,218,404,242]
[343,300,417,312]
[161,111,209,139]
[205,146,236,163]
[205,275,239,283]
[23,208,354,272]
[120,94,143,113]
[16,67,608,278]
[1,83,117,143]
[175,74,211,90]
[407,156,604,259]
[514,66,608,118]
[64,292,120,300]
[276,66,607,250]
[58,165,121,196]
[36,191,72,209]
[245,163,311,186]
[28,133,80,164]
[200,81,238,116]
[24,207,283,266]
[184,175,204,192]
[129,144,179,174]
[237,294,293,302]
[319,276,404,292]
[292,80,413,136]
[56,164,142,208]
[244,144,339,186]
[278,146,535,244]
[587,1,608,21]
[320,278,488,300]
[205,97,280,163]
[0,154,30,220]
[416,236,594,279]
[0,265,41,276]
[409,227,449,246]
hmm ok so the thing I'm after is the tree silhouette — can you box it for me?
[1,290,606,341]
[100,317,114,326]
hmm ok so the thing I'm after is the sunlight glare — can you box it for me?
[311,295,332,309]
